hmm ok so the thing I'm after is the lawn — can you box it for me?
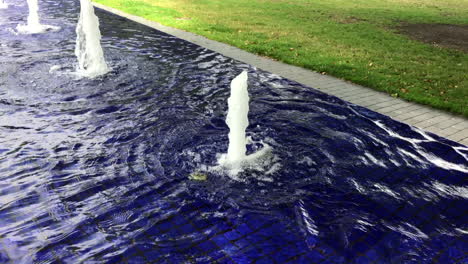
[94,0,468,117]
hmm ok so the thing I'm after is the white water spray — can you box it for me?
[191,72,279,180]
[216,71,277,177]
[217,71,251,175]
[225,71,249,164]
[75,0,109,78]
[16,0,59,34]
[0,0,8,9]
[26,0,40,28]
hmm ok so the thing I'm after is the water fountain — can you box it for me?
[0,0,466,262]
[219,71,249,166]
[216,71,276,178]
[16,0,59,34]
[75,0,109,78]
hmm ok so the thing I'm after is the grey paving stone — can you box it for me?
[452,122,468,130]
[459,138,468,146]
[448,130,468,141]
[378,103,413,114]
[343,93,380,102]
[347,93,380,101]
[315,81,346,89]
[320,86,347,93]
[433,118,466,130]
[425,126,451,138]
[369,100,402,111]
[311,82,336,89]
[394,112,427,121]
[359,97,396,107]
[334,85,363,93]
[404,112,442,125]
[403,107,435,119]
[340,83,364,90]
[439,126,462,137]
[327,88,361,97]
[413,116,453,129]
[387,103,428,116]
[332,89,365,98]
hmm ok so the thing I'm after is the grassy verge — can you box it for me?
[94,0,468,117]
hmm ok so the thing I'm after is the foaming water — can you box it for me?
[0,0,8,9]
[196,136,281,181]
[0,0,467,263]
[16,0,59,34]
[74,0,109,78]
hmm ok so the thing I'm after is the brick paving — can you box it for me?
[94,3,468,145]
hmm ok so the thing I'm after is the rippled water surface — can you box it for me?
[1,1,467,263]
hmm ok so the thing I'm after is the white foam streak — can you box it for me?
[386,222,429,240]
[431,181,468,199]
[298,200,319,236]
[364,152,387,168]
[374,120,468,173]
[423,153,468,173]
[373,183,401,200]
[217,142,279,180]
[454,146,468,160]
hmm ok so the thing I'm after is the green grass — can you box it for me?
[94,0,468,117]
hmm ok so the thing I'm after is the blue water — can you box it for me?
[1,0,467,263]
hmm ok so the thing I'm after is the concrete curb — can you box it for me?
[93,3,468,145]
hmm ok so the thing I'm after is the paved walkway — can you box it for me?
[95,3,468,146]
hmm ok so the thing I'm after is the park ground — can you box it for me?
[94,0,468,117]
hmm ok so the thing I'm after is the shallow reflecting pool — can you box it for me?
[0,0,467,263]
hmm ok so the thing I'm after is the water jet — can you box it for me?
[0,0,8,9]
[217,71,277,177]
[16,0,59,34]
[221,71,249,165]
[75,0,109,78]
